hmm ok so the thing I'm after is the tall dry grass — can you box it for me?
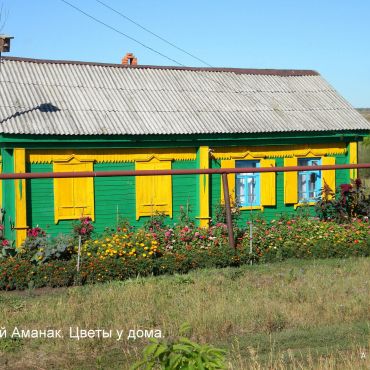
[0,258,369,369]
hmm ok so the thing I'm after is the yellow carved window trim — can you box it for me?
[284,155,336,205]
[135,158,172,220]
[220,158,276,208]
[53,156,95,223]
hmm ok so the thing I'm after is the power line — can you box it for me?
[95,0,213,68]
[59,0,185,66]
[60,0,243,95]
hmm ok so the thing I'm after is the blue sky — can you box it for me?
[2,0,369,107]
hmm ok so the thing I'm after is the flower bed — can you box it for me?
[248,217,370,261]
[0,213,369,290]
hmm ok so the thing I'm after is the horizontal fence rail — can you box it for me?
[0,163,370,180]
[1,162,369,250]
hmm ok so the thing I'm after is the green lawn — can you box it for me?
[0,258,369,369]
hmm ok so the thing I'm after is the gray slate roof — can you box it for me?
[1,57,369,136]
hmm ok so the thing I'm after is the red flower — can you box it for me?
[354,239,359,244]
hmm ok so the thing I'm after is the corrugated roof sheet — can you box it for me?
[1,57,369,136]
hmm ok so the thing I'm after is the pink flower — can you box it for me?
[80,227,87,235]
[1,239,9,246]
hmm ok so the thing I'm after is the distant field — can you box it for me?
[0,258,369,369]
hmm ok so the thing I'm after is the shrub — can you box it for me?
[246,217,370,261]
[316,179,370,222]
[18,227,49,263]
[73,216,94,243]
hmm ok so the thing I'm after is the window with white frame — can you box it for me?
[298,158,321,202]
[235,160,260,206]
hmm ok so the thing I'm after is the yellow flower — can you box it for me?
[142,253,147,257]
[140,243,145,247]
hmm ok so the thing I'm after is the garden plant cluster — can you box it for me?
[0,180,369,290]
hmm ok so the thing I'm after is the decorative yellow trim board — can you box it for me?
[213,143,346,160]
[349,142,358,179]
[198,146,210,228]
[27,148,196,164]
[14,149,28,247]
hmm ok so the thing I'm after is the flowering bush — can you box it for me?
[19,228,75,264]
[19,226,49,262]
[73,216,94,243]
[316,179,370,222]
[82,229,161,260]
[245,217,370,261]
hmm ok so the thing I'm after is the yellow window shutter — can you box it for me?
[153,161,172,218]
[135,160,172,219]
[322,156,336,197]
[220,159,235,203]
[54,159,94,223]
[73,162,95,219]
[260,159,276,206]
[284,157,298,204]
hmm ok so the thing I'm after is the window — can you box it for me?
[135,159,172,219]
[53,157,94,223]
[235,160,260,206]
[298,158,321,202]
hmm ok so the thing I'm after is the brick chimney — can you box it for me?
[121,53,137,66]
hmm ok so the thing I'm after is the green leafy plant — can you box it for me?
[213,198,241,227]
[177,203,194,228]
[131,323,227,370]
[144,211,167,232]
[315,179,370,222]
[19,227,49,263]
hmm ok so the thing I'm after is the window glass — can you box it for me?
[298,158,321,202]
[235,160,260,206]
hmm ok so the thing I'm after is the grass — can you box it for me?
[0,258,369,369]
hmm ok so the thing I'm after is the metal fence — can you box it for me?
[1,162,370,248]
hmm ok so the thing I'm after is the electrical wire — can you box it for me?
[59,0,186,66]
[59,0,243,94]
[95,0,213,67]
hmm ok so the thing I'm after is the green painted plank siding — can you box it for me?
[26,160,197,236]
[26,163,74,236]
[94,162,135,233]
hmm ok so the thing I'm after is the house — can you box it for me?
[1,55,370,246]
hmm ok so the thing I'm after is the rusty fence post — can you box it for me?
[221,173,235,249]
